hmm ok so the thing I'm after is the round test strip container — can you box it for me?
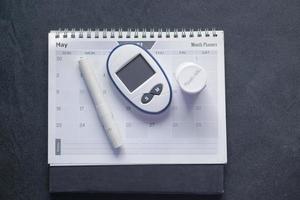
[175,62,207,94]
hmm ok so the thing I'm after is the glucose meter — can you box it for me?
[107,44,172,114]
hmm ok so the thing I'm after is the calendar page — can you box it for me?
[48,30,227,165]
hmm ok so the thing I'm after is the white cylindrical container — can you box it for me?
[175,62,207,94]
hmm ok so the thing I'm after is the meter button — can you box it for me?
[141,93,154,104]
[150,84,163,95]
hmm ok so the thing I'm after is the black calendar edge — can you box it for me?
[49,164,224,194]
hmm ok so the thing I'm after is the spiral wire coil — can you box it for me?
[55,28,218,39]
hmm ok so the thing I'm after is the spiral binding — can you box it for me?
[54,28,218,39]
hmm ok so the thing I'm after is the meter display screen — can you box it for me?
[116,54,155,92]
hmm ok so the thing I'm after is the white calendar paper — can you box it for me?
[48,30,227,165]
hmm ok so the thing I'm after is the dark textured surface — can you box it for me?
[0,0,299,200]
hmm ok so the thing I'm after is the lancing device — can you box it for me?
[79,59,122,148]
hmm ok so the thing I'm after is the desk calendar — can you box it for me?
[48,29,227,165]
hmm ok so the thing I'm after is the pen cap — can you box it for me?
[175,62,207,94]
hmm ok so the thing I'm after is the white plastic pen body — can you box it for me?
[79,59,122,148]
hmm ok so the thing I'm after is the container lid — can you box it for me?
[175,62,207,94]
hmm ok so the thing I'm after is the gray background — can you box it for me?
[0,0,299,200]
